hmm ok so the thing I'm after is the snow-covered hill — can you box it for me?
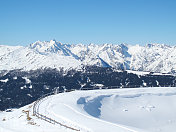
[1,87,176,132]
[0,40,176,73]
[0,42,81,71]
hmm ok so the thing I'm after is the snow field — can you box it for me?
[1,87,176,132]
[38,87,176,132]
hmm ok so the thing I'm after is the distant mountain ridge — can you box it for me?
[0,40,176,73]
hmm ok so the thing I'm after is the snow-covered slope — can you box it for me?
[128,44,176,73]
[42,87,176,132]
[0,40,176,73]
[0,41,81,71]
[1,87,176,132]
[0,103,71,132]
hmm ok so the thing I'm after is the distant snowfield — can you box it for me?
[1,87,176,132]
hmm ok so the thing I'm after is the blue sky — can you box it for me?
[0,0,176,46]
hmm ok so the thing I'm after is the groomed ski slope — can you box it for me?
[1,87,176,132]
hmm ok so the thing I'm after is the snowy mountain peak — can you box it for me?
[120,43,128,48]
[49,39,57,44]
[29,40,68,55]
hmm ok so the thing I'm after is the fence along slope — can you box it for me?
[33,91,80,131]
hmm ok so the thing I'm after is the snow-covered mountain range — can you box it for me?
[0,40,176,73]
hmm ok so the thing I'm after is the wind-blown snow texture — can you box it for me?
[0,40,176,73]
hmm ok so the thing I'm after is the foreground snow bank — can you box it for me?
[100,92,176,131]
[38,87,176,132]
[1,87,176,132]
[0,104,72,132]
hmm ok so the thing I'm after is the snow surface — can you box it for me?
[0,79,8,83]
[22,77,31,84]
[1,87,176,132]
[0,104,72,132]
[0,40,176,73]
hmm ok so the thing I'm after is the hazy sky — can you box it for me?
[0,0,176,46]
